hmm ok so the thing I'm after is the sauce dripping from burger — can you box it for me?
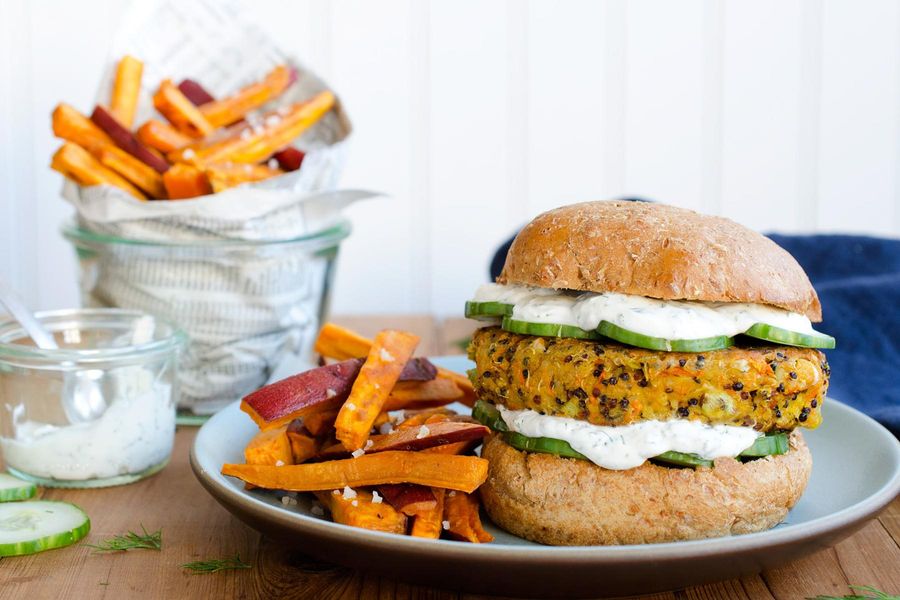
[473,283,816,340]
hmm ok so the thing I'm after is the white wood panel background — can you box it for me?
[1,0,899,318]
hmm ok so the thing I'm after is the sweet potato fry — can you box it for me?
[315,489,407,534]
[410,488,446,539]
[287,431,318,464]
[51,143,146,200]
[52,103,114,149]
[387,379,463,404]
[162,163,212,200]
[86,142,166,198]
[314,322,373,360]
[335,330,420,451]
[178,78,215,106]
[317,421,489,461]
[241,357,439,432]
[205,162,283,192]
[244,425,292,466]
[91,106,170,173]
[443,491,493,543]
[315,322,475,406]
[396,408,455,429]
[420,440,479,455]
[153,79,214,138]
[302,409,339,437]
[221,451,489,493]
[242,359,363,430]
[273,147,305,171]
[137,119,192,153]
[180,91,335,166]
[200,64,294,128]
[110,55,143,127]
[163,163,210,199]
[377,484,437,517]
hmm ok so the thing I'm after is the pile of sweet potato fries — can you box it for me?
[51,55,334,200]
[223,323,493,542]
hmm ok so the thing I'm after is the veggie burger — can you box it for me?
[465,201,834,545]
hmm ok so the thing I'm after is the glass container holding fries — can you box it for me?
[62,221,351,416]
[0,309,185,487]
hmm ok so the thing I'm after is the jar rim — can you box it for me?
[60,219,352,250]
[0,308,187,366]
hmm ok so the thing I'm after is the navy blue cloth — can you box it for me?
[489,232,900,435]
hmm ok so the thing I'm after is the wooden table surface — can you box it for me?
[2,316,899,600]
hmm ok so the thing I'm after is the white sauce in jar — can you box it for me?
[0,367,174,481]
[498,406,760,470]
[473,283,816,339]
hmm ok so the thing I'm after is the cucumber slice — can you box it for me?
[739,432,790,457]
[502,431,588,460]
[0,473,37,502]
[464,301,512,321]
[743,323,836,349]
[597,322,733,352]
[502,317,602,340]
[651,451,714,468]
[500,316,732,351]
[472,400,507,432]
[0,501,90,556]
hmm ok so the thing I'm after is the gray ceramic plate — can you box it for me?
[191,356,900,598]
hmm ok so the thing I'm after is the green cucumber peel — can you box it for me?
[597,321,733,352]
[0,501,90,557]
[0,473,37,502]
[464,301,512,322]
[743,323,836,349]
[501,317,602,340]
[502,431,588,460]
[739,432,790,457]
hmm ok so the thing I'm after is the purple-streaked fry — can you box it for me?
[91,105,170,173]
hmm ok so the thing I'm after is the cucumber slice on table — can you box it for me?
[743,323,836,349]
[0,473,37,502]
[0,501,90,556]
[464,301,512,321]
[502,317,602,340]
[596,322,733,352]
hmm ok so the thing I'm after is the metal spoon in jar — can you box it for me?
[0,280,106,422]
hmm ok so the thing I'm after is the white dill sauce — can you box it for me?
[498,406,761,470]
[473,283,815,339]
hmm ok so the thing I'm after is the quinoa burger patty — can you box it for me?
[469,327,829,431]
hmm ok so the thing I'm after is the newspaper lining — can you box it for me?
[63,0,371,413]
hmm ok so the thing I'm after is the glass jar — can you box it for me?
[61,220,351,416]
[0,309,186,488]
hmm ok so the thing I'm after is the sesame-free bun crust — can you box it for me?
[498,201,822,321]
[479,432,812,546]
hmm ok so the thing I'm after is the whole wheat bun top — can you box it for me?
[498,200,822,321]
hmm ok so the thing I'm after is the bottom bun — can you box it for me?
[479,431,812,546]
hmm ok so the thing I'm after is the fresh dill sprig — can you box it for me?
[808,585,900,600]
[85,524,162,553]
[181,554,252,574]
